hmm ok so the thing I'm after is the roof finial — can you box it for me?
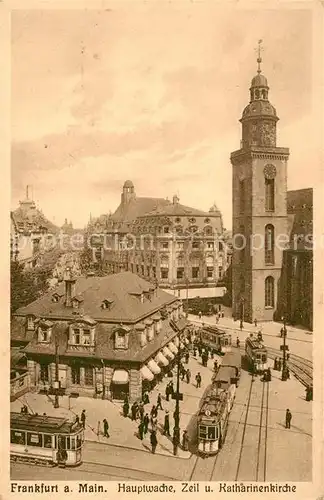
[256,39,263,74]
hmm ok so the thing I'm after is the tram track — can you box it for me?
[255,381,269,482]
[234,377,254,481]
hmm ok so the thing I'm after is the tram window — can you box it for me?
[76,434,82,448]
[224,339,228,346]
[11,430,25,445]
[43,434,52,448]
[70,437,75,450]
[256,353,261,359]
[27,432,42,447]
[262,355,267,363]
[207,427,216,440]
[66,437,70,450]
[199,426,207,439]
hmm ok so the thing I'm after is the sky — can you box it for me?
[11,6,319,229]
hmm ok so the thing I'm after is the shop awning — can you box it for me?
[174,337,180,347]
[163,346,175,360]
[147,359,161,375]
[112,369,129,385]
[168,342,178,355]
[140,365,154,381]
[156,352,169,366]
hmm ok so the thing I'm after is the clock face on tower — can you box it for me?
[263,164,277,179]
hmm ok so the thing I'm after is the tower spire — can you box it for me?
[256,39,263,74]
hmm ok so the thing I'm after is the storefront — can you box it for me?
[110,369,129,400]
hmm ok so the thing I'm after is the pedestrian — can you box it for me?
[185,351,190,364]
[278,358,282,371]
[240,320,243,331]
[131,403,137,421]
[81,410,86,429]
[151,417,158,432]
[254,318,258,327]
[150,430,158,454]
[143,413,149,434]
[193,346,197,357]
[214,360,218,372]
[123,399,129,418]
[139,402,145,420]
[182,430,189,451]
[181,366,186,381]
[157,393,163,411]
[163,410,170,436]
[138,420,144,440]
[274,357,278,370]
[198,311,202,320]
[186,369,191,384]
[221,312,224,318]
[103,418,109,438]
[74,415,80,425]
[285,409,292,429]
[196,372,202,388]
[143,391,150,404]
[151,405,158,418]
[236,337,240,348]
[165,383,170,402]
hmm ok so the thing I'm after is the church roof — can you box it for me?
[287,188,313,249]
[251,73,268,88]
[241,100,277,120]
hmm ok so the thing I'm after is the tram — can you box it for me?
[199,325,232,354]
[216,349,241,386]
[197,371,236,456]
[245,335,268,373]
[10,412,84,467]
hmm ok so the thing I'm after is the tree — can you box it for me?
[11,261,52,315]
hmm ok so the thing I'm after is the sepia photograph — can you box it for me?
[8,3,320,488]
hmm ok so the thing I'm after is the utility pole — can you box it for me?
[54,336,59,408]
[281,316,288,381]
[173,332,181,456]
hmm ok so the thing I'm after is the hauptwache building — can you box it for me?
[11,270,190,401]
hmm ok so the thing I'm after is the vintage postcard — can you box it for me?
[2,1,324,498]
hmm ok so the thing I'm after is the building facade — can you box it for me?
[11,271,190,402]
[88,182,230,301]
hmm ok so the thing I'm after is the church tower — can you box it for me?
[231,42,289,322]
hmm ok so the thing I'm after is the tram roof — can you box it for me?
[201,326,229,336]
[221,349,241,368]
[214,366,236,383]
[198,386,227,419]
[245,337,266,350]
[10,412,81,434]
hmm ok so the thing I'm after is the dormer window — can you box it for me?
[114,326,130,350]
[37,320,53,343]
[68,318,96,346]
[101,299,114,310]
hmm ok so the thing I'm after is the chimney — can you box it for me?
[64,267,76,307]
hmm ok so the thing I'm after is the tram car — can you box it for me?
[245,335,268,373]
[10,412,84,467]
[200,325,232,354]
[216,349,242,386]
[197,366,237,456]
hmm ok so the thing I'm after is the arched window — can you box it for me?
[265,224,275,265]
[265,178,275,211]
[265,276,274,308]
[239,180,245,213]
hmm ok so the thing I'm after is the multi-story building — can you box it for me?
[231,48,313,329]
[89,182,230,301]
[11,270,189,402]
[10,186,58,269]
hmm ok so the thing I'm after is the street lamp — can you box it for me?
[53,335,60,408]
[173,331,182,456]
[281,316,289,381]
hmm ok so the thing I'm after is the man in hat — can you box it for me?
[285,409,292,429]
[103,418,109,438]
[163,410,170,436]
[182,430,189,451]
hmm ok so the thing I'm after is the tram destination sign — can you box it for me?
[280,345,289,351]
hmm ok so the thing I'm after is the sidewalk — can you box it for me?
[189,314,313,360]
[11,352,219,460]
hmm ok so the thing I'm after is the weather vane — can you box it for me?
[255,39,264,74]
